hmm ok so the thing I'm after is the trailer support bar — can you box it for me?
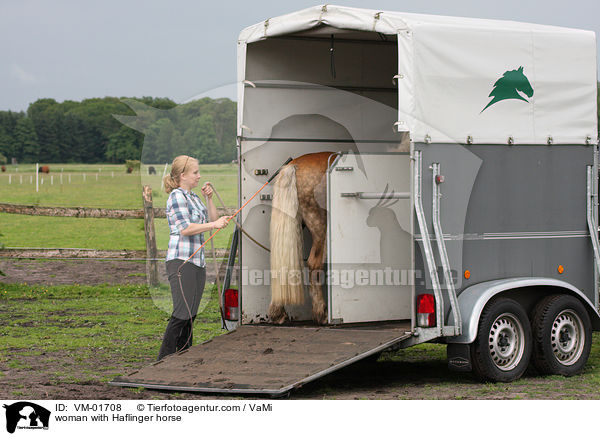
[586,165,600,309]
[432,163,461,335]
[413,151,443,334]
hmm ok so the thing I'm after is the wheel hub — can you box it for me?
[551,310,584,365]
[488,313,525,371]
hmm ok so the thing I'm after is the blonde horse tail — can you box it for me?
[270,164,304,306]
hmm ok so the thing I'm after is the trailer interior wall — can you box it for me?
[239,27,409,323]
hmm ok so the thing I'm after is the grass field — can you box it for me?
[1,282,599,399]
[0,282,224,398]
[0,163,238,250]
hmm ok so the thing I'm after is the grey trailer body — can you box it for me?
[111,6,600,394]
[414,144,600,341]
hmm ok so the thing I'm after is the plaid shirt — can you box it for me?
[165,187,208,267]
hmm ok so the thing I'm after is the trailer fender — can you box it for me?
[446,277,600,344]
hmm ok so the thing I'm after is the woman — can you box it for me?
[158,155,230,360]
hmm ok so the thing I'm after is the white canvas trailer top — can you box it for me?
[237,4,598,145]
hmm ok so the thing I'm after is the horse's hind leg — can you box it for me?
[304,209,328,325]
[308,267,327,324]
[268,303,289,325]
[294,152,333,325]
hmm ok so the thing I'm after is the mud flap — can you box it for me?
[447,343,472,372]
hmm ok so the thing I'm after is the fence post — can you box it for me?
[142,185,159,287]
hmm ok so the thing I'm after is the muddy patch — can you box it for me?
[0,259,227,287]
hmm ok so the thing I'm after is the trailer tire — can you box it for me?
[470,298,532,382]
[531,294,592,376]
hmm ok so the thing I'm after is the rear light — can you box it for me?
[417,294,436,327]
[224,288,239,321]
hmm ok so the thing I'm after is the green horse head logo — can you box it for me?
[481,66,534,113]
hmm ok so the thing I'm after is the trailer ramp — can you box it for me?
[110,323,411,397]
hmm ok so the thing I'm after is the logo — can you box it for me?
[3,402,50,434]
[449,357,470,367]
[481,66,534,112]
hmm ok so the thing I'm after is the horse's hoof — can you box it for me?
[313,310,327,325]
[268,303,289,325]
[273,314,289,325]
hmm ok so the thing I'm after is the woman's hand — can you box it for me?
[201,182,213,199]
[212,216,231,229]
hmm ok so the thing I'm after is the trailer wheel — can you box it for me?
[531,294,592,376]
[470,298,532,382]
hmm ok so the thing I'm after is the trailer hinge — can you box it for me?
[442,326,459,337]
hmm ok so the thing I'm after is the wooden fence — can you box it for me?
[0,202,236,219]
[0,186,235,287]
[0,247,229,260]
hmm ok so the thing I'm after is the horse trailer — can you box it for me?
[111,5,600,396]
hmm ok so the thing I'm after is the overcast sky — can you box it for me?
[1,0,598,112]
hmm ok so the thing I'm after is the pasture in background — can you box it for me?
[0,163,237,250]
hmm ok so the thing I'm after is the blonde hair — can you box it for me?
[163,155,198,194]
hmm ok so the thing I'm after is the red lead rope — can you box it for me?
[177,178,271,274]
[179,155,293,274]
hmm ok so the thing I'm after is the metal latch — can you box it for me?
[254,169,268,176]
[341,192,410,199]
[260,194,272,201]
[335,166,353,171]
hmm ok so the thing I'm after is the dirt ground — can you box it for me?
[1,259,599,400]
[0,258,224,286]
[4,346,596,400]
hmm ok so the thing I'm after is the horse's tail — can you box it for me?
[270,164,305,306]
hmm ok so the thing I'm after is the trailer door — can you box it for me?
[327,153,413,324]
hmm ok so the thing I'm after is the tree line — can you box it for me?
[0,85,599,166]
[0,96,237,165]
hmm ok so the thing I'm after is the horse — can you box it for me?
[268,151,336,325]
[38,165,50,174]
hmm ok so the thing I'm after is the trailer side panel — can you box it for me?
[414,143,596,310]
